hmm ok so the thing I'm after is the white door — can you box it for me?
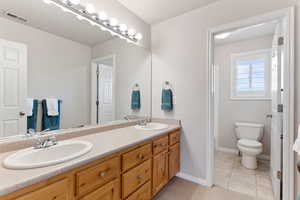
[270,23,284,200]
[0,39,27,137]
[98,64,114,124]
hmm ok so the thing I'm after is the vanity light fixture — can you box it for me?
[42,0,143,44]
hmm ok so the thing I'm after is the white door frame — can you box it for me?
[206,7,295,200]
[90,54,116,124]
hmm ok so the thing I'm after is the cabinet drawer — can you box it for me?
[169,131,180,146]
[122,144,152,172]
[126,181,151,200]
[153,136,168,155]
[80,179,120,200]
[122,159,151,198]
[76,157,119,197]
[16,178,69,200]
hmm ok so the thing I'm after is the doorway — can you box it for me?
[91,55,116,125]
[207,8,294,200]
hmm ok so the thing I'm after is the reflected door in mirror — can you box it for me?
[0,39,27,137]
[98,64,114,124]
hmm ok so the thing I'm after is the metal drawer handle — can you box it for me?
[137,154,144,159]
[99,169,109,177]
[137,175,143,180]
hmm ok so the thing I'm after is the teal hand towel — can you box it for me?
[27,99,38,131]
[161,89,173,111]
[131,90,141,110]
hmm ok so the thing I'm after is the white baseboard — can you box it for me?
[216,146,239,154]
[217,147,270,161]
[176,172,208,186]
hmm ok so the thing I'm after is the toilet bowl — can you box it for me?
[237,139,263,169]
[235,122,264,170]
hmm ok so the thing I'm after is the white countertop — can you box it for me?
[0,124,180,196]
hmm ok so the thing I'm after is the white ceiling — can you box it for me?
[0,0,114,46]
[215,22,277,45]
[117,0,220,24]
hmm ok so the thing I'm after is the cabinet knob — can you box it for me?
[137,175,143,180]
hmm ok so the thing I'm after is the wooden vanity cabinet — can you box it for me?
[0,129,181,200]
[15,178,70,200]
[152,150,169,195]
[168,143,180,179]
[79,179,120,200]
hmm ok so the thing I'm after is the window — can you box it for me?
[231,49,271,100]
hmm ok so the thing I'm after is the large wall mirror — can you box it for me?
[0,0,151,139]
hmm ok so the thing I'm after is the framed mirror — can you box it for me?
[0,0,151,140]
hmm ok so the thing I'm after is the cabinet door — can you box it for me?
[80,179,120,200]
[15,178,70,200]
[152,150,168,195]
[169,143,180,179]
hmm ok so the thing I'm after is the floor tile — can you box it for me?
[214,151,274,200]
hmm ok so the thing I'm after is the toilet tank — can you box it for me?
[235,122,264,141]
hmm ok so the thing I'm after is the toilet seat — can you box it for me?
[238,139,262,149]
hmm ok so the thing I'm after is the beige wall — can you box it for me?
[0,17,92,129]
[151,0,299,194]
[92,39,152,120]
[215,35,273,156]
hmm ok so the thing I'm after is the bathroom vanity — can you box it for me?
[0,124,180,200]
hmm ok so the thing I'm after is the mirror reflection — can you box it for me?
[0,0,151,138]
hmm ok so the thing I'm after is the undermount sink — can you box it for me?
[3,140,93,170]
[135,123,169,131]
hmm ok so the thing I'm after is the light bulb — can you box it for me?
[135,33,143,40]
[109,18,118,27]
[119,24,128,32]
[86,3,95,14]
[69,0,80,5]
[98,11,108,20]
[43,0,52,4]
[128,28,136,36]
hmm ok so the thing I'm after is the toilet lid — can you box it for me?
[238,139,262,148]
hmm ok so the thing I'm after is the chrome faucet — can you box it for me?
[137,119,148,126]
[34,136,58,149]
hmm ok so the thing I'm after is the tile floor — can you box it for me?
[214,151,274,200]
[153,177,255,200]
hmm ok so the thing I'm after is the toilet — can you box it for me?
[235,122,264,170]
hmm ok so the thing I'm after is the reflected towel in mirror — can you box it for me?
[46,98,59,116]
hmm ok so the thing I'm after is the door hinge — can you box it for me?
[278,37,284,46]
[277,170,282,180]
[96,100,99,106]
[277,104,283,113]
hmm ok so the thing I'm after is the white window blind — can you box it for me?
[231,49,271,100]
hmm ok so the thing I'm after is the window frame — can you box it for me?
[230,49,272,100]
